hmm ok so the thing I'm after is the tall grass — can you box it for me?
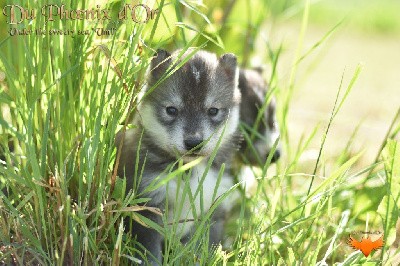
[0,0,399,265]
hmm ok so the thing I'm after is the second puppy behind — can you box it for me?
[238,67,281,166]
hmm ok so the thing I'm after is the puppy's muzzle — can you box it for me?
[270,149,281,163]
[184,138,203,151]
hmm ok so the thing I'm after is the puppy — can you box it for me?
[237,68,280,166]
[115,49,241,264]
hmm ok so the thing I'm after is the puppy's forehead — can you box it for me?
[151,51,236,108]
[150,56,212,102]
[176,53,218,102]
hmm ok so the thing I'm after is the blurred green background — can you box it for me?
[1,0,399,264]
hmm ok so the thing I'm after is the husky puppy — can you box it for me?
[237,68,280,165]
[115,49,241,264]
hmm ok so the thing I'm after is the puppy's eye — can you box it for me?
[166,106,178,116]
[208,108,219,116]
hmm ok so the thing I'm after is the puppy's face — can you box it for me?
[138,50,241,160]
[239,69,280,165]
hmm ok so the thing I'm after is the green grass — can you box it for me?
[1,0,400,265]
[284,0,400,34]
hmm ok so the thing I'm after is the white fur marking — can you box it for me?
[139,104,171,151]
[265,125,280,150]
[202,105,240,155]
[191,65,200,84]
[166,162,237,236]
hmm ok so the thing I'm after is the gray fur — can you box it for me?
[238,68,281,165]
[115,49,241,264]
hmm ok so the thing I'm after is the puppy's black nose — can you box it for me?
[271,149,281,163]
[184,139,203,151]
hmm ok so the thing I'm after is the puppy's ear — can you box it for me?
[218,53,238,78]
[150,49,171,80]
[219,53,240,102]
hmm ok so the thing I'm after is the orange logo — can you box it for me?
[347,234,384,257]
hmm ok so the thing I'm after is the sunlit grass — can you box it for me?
[0,0,399,265]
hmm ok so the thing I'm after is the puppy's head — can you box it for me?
[138,49,241,161]
[238,68,281,165]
